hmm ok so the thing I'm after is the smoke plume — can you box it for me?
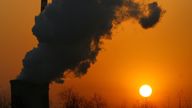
[17,0,164,83]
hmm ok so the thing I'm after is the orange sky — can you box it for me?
[0,0,192,107]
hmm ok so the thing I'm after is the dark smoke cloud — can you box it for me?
[17,0,164,83]
[139,2,162,28]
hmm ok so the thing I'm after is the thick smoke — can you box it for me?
[18,0,163,83]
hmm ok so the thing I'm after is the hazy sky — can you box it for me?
[0,0,192,107]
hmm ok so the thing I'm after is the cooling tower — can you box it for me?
[10,80,49,108]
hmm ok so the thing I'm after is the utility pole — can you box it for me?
[41,0,48,12]
[178,90,183,108]
[144,98,148,108]
[167,96,170,108]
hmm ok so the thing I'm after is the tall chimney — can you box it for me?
[41,0,48,12]
[10,80,49,108]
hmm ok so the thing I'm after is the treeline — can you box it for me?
[1,87,191,108]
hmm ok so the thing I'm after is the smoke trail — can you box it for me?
[17,0,164,83]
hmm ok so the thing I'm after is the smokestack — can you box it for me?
[10,80,49,108]
[41,0,48,12]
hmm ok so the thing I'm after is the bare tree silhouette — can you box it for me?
[0,90,10,108]
[120,101,129,108]
[59,88,84,108]
[87,94,107,108]
[59,88,107,108]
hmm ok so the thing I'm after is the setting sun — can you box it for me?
[139,84,152,98]
[1,0,192,107]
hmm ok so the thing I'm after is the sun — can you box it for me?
[139,84,152,97]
